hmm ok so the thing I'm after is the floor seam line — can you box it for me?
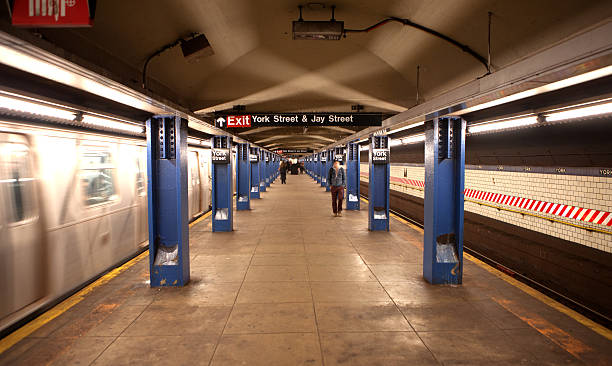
[206,194,266,366]
[306,253,327,366]
[347,227,444,365]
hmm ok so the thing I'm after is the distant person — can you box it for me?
[299,162,304,174]
[328,159,346,217]
[279,161,288,184]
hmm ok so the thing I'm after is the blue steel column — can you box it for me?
[320,151,327,187]
[368,135,390,231]
[316,152,321,184]
[265,152,271,188]
[146,115,189,287]
[346,141,360,210]
[308,156,313,178]
[259,150,266,193]
[423,117,466,284]
[325,148,334,192]
[250,147,260,199]
[212,135,233,232]
[310,156,314,178]
[236,143,250,210]
[273,155,278,182]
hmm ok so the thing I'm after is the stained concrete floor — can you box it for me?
[1,174,611,365]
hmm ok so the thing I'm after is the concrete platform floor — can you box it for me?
[1,174,611,365]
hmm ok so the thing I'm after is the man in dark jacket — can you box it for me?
[328,159,346,216]
[279,161,288,184]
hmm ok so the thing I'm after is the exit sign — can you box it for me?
[227,115,251,128]
[11,0,96,27]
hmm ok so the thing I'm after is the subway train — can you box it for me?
[0,119,215,334]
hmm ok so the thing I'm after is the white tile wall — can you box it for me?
[360,163,612,253]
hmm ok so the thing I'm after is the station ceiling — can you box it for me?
[1,0,611,150]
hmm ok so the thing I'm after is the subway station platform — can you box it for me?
[1,174,611,366]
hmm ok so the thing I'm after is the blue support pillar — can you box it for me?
[315,153,321,184]
[310,156,314,178]
[320,151,327,187]
[146,115,190,287]
[212,135,233,232]
[325,148,334,192]
[259,150,266,193]
[368,135,390,231]
[250,146,260,199]
[236,143,250,210]
[309,156,314,178]
[345,142,360,210]
[265,152,271,188]
[423,116,466,285]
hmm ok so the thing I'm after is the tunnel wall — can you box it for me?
[360,163,612,253]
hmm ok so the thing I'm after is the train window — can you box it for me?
[80,148,117,206]
[0,142,37,223]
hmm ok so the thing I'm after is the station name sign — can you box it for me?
[212,148,230,164]
[371,149,389,164]
[216,113,382,128]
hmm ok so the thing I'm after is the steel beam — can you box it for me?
[423,117,466,285]
[146,115,190,287]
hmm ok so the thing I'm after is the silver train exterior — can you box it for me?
[0,120,212,333]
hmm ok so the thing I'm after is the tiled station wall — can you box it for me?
[360,163,612,253]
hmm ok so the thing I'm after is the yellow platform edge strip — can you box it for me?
[0,210,212,354]
[360,196,612,341]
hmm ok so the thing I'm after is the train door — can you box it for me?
[198,150,209,210]
[135,149,147,244]
[0,134,44,320]
[79,145,118,273]
[188,150,201,219]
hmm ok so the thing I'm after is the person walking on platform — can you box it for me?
[328,159,346,217]
[279,161,288,184]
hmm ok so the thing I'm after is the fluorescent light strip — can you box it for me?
[401,134,426,144]
[454,65,612,115]
[0,94,75,120]
[81,114,144,134]
[389,139,402,147]
[387,121,425,135]
[468,116,538,134]
[0,42,165,114]
[545,101,612,122]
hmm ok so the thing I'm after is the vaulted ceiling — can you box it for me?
[2,0,611,149]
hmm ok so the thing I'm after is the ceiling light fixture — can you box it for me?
[81,114,144,134]
[387,121,425,135]
[0,93,75,121]
[293,5,343,40]
[468,115,538,134]
[400,134,426,144]
[544,100,612,122]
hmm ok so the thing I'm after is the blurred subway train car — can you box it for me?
[0,118,212,335]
